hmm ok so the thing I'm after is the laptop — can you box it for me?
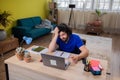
[41,53,70,70]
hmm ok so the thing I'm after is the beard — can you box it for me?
[61,37,69,42]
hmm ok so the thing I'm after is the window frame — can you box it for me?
[54,0,120,12]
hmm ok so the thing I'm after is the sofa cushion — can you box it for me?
[14,26,31,32]
[51,23,57,29]
[32,16,42,26]
[26,28,51,39]
[17,18,34,29]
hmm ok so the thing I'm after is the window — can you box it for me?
[54,0,93,9]
[75,0,93,10]
[94,0,110,10]
[112,0,120,11]
[54,0,120,11]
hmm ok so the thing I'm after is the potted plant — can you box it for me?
[15,47,25,60]
[94,9,107,20]
[24,51,31,63]
[0,10,12,40]
[92,9,107,27]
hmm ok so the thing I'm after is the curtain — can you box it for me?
[58,9,120,34]
[55,0,120,34]
[58,9,97,29]
[102,12,120,34]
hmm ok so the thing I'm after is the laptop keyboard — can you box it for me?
[54,51,70,58]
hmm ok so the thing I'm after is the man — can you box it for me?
[48,23,89,63]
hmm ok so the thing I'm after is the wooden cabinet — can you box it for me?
[85,21,103,35]
[86,26,103,35]
[0,38,19,55]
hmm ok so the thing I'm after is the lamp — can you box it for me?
[20,36,32,47]
[68,4,75,26]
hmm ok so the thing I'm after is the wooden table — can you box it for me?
[4,53,108,80]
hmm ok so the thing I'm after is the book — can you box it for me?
[32,46,45,52]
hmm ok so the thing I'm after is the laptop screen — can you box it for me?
[41,53,70,70]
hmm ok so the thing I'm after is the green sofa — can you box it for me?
[12,16,56,41]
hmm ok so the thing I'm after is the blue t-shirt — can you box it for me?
[56,34,84,54]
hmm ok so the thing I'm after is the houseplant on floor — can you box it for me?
[91,9,107,27]
[0,10,12,41]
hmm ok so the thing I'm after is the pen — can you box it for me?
[60,52,64,56]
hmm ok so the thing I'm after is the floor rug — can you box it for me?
[74,33,112,60]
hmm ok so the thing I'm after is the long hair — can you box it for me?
[57,23,72,36]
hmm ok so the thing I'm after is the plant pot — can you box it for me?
[16,53,24,60]
[93,20,102,27]
[24,56,31,63]
[0,29,7,41]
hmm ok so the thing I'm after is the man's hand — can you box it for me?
[54,27,59,36]
[70,54,80,64]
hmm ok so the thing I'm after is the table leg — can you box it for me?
[5,64,9,80]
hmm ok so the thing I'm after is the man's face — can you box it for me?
[59,31,69,42]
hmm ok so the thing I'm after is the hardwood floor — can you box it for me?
[111,35,120,80]
[0,29,120,80]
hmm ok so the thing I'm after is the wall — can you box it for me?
[0,0,51,36]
